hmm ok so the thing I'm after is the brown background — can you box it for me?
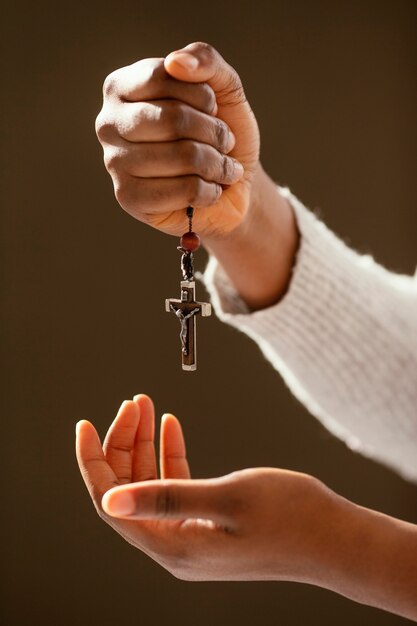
[1,1,416,625]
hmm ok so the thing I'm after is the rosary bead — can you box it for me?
[180,231,201,252]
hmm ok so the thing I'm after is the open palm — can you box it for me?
[75,395,340,584]
[76,395,229,572]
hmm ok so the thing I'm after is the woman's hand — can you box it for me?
[95,42,260,238]
[95,42,299,309]
[76,396,339,582]
[76,397,417,620]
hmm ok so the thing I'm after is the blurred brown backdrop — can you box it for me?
[1,1,416,625]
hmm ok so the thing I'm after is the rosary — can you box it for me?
[165,207,211,371]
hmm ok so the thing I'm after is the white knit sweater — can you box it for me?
[202,187,417,483]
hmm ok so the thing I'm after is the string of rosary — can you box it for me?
[178,206,200,281]
[165,207,212,371]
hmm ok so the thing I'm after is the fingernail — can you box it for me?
[227,131,236,152]
[233,160,244,178]
[75,421,82,436]
[103,490,136,517]
[171,52,198,71]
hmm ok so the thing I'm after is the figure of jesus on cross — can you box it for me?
[169,304,200,356]
[166,280,211,371]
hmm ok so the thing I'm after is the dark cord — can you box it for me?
[186,206,194,232]
[177,206,195,281]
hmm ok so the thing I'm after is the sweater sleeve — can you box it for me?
[201,187,417,483]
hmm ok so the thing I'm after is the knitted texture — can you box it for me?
[202,187,417,483]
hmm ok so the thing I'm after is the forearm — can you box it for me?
[320,494,417,620]
[202,163,299,311]
[202,185,417,481]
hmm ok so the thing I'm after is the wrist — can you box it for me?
[311,489,417,620]
[202,164,300,310]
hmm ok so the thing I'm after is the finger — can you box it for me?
[132,394,157,482]
[77,419,164,554]
[165,42,246,109]
[114,175,222,224]
[160,414,191,480]
[103,57,217,115]
[104,140,244,186]
[76,420,119,512]
[102,477,236,527]
[102,400,140,484]
[102,100,235,154]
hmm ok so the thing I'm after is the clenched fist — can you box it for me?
[95,42,260,237]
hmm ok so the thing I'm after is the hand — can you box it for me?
[95,42,260,237]
[76,395,338,582]
[95,42,298,309]
[76,397,417,619]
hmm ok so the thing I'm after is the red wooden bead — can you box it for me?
[180,231,200,252]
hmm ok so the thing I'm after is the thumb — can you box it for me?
[102,477,235,526]
[165,42,246,109]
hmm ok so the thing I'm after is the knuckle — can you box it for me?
[103,147,123,173]
[118,102,158,140]
[95,112,115,142]
[128,103,150,134]
[200,83,217,114]
[180,141,200,170]
[155,486,180,518]
[221,476,248,518]
[102,70,119,98]
[114,179,152,224]
[199,159,212,181]
[142,181,166,208]
[221,71,246,104]
[162,102,185,138]
[211,184,222,205]
[213,118,228,151]
[226,494,246,518]
[188,177,220,207]
[114,177,134,209]
[221,155,233,182]
[187,176,204,206]
[144,58,166,84]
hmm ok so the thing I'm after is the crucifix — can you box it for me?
[165,207,211,371]
[166,281,211,371]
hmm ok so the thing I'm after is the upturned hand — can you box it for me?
[76,396,417,620]
[76,396,341,583]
